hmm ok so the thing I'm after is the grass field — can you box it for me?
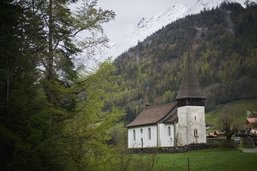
[133,148,257,171]
[120,99,257,171]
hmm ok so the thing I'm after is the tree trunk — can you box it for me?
[6,58,9,112]
[48,0,53,80]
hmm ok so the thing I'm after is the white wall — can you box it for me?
[177,106,207,146]
[158,123,175,147]
[128,105,207,148]
[128,125,157,148]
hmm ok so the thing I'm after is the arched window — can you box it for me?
[194,128,198,137]
[168,126,171,136]
[140,128,143,133]
[148,128,151,140]
[133,130,136,140]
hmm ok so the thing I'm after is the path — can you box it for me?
[239,147,257,153]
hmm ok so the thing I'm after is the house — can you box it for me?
[207,130,224,138]
[246,117,257,128]
[250,128,257,135]
[245,113,257,135]
[127,55,207,148]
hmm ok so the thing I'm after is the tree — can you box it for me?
[25,0,114,108]
[0,1,57,170]
[38,1,117,169]
[63,62,124,170]
[41,0,115,77]
[0,0,117,170]
[27,0,117,146]
[218,105,241,148]
[36,1,117,168]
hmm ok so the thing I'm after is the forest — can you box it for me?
[114,2,257,123]
[0,0,125,170]
[1,0,257,170]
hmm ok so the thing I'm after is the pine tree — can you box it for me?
[0,0,116,170]
[0,1,56,170]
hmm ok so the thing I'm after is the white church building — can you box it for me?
[127,56,207,148]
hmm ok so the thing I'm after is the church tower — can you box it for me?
[175,54,206,146]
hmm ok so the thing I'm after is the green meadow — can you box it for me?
[131,149,257,171]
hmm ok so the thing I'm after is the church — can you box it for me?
[126,55,207,148]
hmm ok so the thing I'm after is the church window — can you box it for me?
[140,128,143,133]
[195,116,196,121]
[133,130,136,140]
[194,128,198,137]
[148,128,151,140]
[168,126,171,136]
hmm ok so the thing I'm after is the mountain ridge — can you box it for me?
[113,2,257,122]
[108,0,255,59]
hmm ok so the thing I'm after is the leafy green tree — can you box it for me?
[63,62,124,170]
[218,105,242,148]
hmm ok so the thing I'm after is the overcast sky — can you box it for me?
[97,0,192,42]
[76,0,251,68]
[98,0,189,24]
[71,0,197,69]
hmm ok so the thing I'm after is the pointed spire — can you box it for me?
[176,51,205,100]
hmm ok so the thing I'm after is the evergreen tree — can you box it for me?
[0,0,117,170]
[0,1,57,170]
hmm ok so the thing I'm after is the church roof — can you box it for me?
[126,102,177,127]
[176,55,205,100]
[163,109,178,123]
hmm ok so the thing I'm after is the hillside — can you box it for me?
[205,99,257,130]
[113,2,257,123]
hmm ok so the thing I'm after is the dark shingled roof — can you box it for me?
[176,55,205,100]
[163,109,178,123]
[126,103,177,127]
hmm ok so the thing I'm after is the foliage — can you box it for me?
[218,105,240,141]
[63,62,124,170]
[0,1,58,170]
[0,0,120,170]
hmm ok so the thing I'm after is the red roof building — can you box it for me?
[127,53,207,148]
[246,117,257,128]
[126,103,177,127]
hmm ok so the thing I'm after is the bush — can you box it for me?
[220,140,236,149]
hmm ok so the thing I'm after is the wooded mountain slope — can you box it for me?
[114,2,257,123]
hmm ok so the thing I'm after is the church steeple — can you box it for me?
[176,52,206,107]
